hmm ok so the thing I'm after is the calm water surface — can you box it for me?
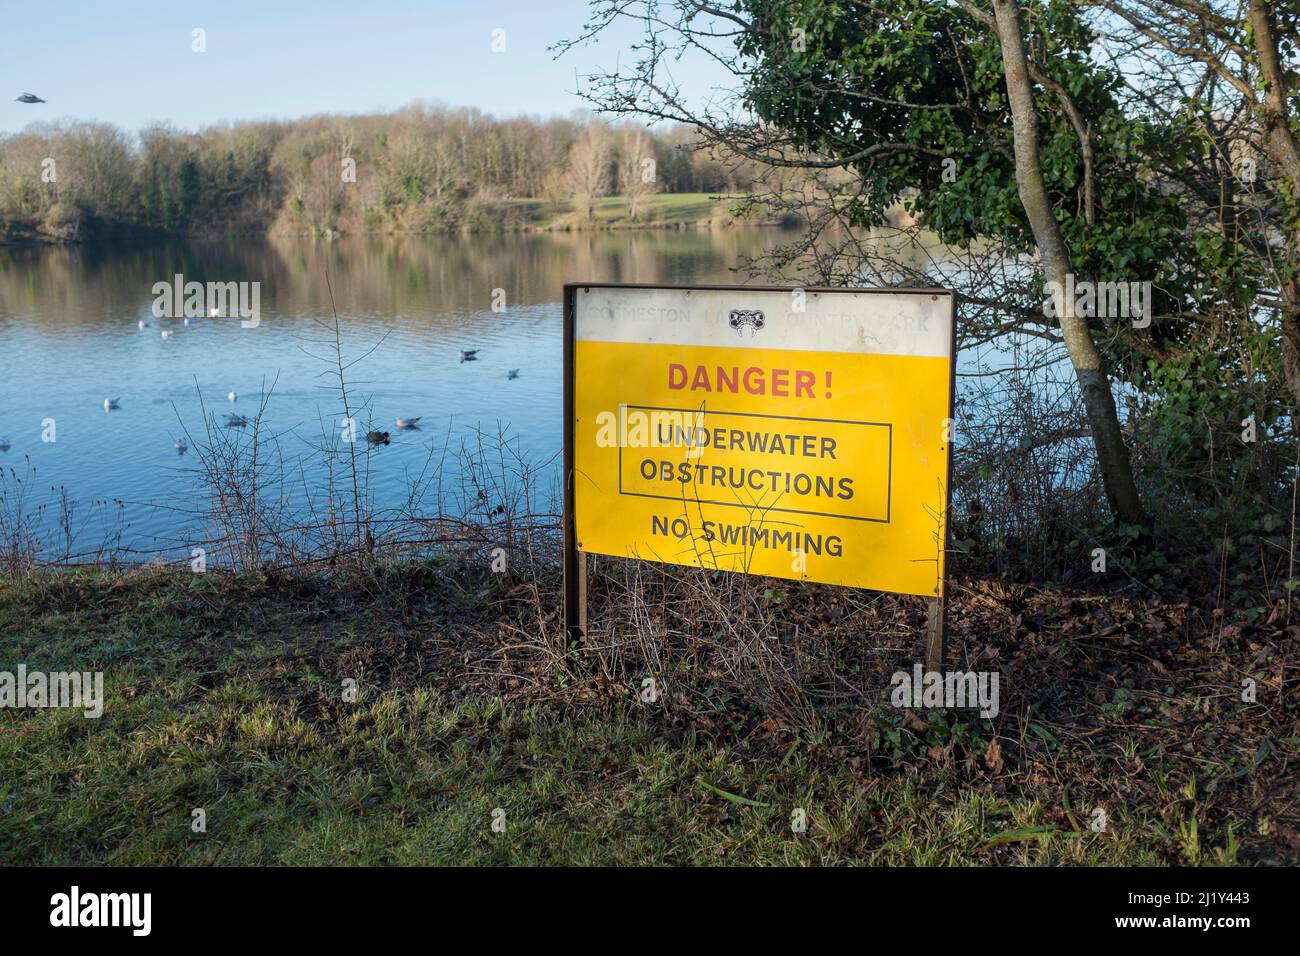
[0,228,797,558]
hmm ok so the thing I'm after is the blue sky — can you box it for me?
[1,0,727,134]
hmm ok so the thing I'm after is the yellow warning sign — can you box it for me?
[567,285,954,598]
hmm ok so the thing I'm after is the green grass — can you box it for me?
[0,568,1284,865]
[502,193,758,230]
[0,687,1164,865]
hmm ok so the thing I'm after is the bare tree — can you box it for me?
[565,123,613,221]
[617,127,659,218]
[542,166,568,212]
[1087,0,1300,408]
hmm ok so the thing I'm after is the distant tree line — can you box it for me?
[0,106,772,240]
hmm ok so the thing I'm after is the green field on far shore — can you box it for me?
[501,193,764,230]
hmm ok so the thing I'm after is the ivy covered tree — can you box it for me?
[564,0,1272,531]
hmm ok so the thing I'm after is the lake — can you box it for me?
[0,228,804,562]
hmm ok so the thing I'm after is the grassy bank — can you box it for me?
[0,561,1295,866]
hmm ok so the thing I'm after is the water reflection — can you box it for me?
[0,228,790,558]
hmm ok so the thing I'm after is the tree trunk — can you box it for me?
[1246,0,1300,409]
[991,0,1148,527]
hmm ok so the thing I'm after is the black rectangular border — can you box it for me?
[614,404,893,523]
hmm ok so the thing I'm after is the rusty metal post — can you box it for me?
[925,596,945,672]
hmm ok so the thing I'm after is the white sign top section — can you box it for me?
[574,286,953,358]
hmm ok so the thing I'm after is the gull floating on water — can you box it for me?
[507,369,520,379]
[224,413,248,428]
[365,430,390,445]
[395,417,420,429]
[103,398,120,411]
[0,437,10,452]
[138,320,148,329]
[227,391,237,403]
[16,93,45,104]
[174,439,187,454]
[160,329,173,339]
[459,349,478,362]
